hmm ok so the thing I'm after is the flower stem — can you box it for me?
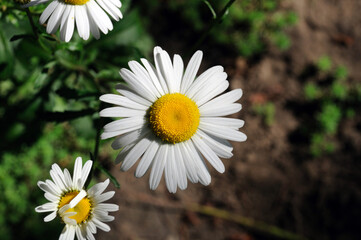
[91,104,120,189]
[187,203,307,240]
[189,0,236,55]
[94,161,120,189]
[25,8,38,39]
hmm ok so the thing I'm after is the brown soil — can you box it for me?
[98,0,361,239]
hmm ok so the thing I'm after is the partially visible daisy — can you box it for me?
[22,0,123,42]
[100,46,247,193]
[35,157,119,240]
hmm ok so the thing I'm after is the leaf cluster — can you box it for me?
[302,57,359,157]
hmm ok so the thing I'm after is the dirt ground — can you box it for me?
[98,0,361,239]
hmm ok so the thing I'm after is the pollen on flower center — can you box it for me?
[58,191,92,224]
[149,93,200,143]
[62,0,89,5]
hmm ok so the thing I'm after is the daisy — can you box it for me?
[22,0,123,42]
[35,157,119,240]
[100,46,247,193]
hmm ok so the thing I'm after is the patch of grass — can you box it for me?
[253,102,276,126]
[303,57,359,157]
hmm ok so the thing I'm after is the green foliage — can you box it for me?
[304,82,321,100]
[334,65,348,80]
[331,82,347,100]
[253,102,276,126]
[0,0,154,237]
[316,56,332,72]
[139,0,297,57]
[304,57,359,157]
[317,103,342,135]
[310,133,335,158]
[0,123,95,239]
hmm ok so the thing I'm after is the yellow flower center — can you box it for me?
[62,0,89,5]
[149,93,200,143]
[58,191,92,224]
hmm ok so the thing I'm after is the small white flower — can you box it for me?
[35,157,119,240]
[23,0,123,42]
[100,46,247,193]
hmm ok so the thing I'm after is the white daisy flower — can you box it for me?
[35,157,119,240]
[100,46,247,193]
[23,0,123,42]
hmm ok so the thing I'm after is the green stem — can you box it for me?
[25,8,38,39]
[94,161,120,188]
[91,103,120,189]
[186,204,307,240]
[189,0,236,55]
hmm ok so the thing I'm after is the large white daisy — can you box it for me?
[35,157,119,240]
[23,0,122,42]
[100,46,247,193]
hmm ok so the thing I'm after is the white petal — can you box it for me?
[75,5,89,40]
[80,160,92,188]
[135,140,159,178]
[192,134,225,173]
[153,46,169,93]
[149,144,168,190]
[186,141,211,186]
[39,1,58,24]
[114,144,134,164]
[178,142,198,183]
[158,50,176,93]
[92,218,111,232]
[194,79,229,106]
[196,129,233,158]
[75,227,86,240]
[165,145,178,193]
[45,192,59,202]
[120,137,152,171]
[46,2,65,34]
[180,50,203,93]
[200,117,244,129]
[199,122,247,142]
[45,179,62,195]
[201,89,243,109]
[115,83,152,107]
[96,203,119,212]
[141,58,165,96]
[50,168,66,191]
[185,66,223,98]
[100,94,148,110]
[99,107,146,118]
[87,5,100,39]
[72,157,82,188]
[37,180,60,196]
[93,191,115,203]
[119,68,157,102]
[128,60,161,98]
[63,169,73,190]
[96,0,120,21]
[200,103,242,117]
[44,211,57,222]
[173,144,187,190]
[88,179,110,197]
[86,0,112,35]
[35,203,57,213]
[111,126,150,150]
[172,54,184,93]
[60,5,75,42]
[103,117,145,132]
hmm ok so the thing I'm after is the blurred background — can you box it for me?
[0,0,360,239]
